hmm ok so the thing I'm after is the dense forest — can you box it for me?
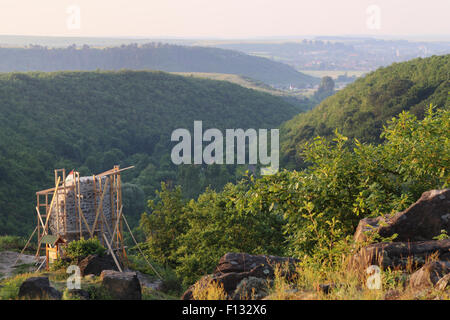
[0,70,299,235]
[0,43,319,88]
[280,54,450,168]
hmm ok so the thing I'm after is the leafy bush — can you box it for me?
[141,107,449,285]
[282,106,449,265]
[175,180,286,286]
[433,230,449,241]
[139,184,187,267]
[140,179,286,286]
[64,238,106,262]
[160,268,183,295]
[0,235,26,252]
[50,258,70,271]
[126,254,163,279]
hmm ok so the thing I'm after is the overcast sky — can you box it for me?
[1,0,449,38]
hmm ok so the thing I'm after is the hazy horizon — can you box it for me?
[1,34,450,41]
[1,0,449,39]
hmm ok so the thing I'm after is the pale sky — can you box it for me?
[0,0,449,38]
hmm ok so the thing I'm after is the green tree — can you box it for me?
[139,183,187,266]
[175,179,286,285]
[313,76,335,101]
[122,183,146,227]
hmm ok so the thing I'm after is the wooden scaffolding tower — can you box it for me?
[34,165,133,269]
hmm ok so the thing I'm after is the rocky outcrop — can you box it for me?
[354,216,386,243]
[182,253,299,300]
[354,189,450,242]
[215,253,298,275]
[350,239,450,270]
[100,270,142,300]
[78,254,119,276]
[435,274,450,291]
[410,261,450,290]
[352,189,450,279]
[18,277,62,300]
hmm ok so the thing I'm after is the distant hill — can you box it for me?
[281,54,450,168]
[0,43,319,88]
[172,72,316,111]
[172,72,285,95]
[0,70,299,236]
[209,39,450,71]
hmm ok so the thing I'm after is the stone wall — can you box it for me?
[49,176,118,241]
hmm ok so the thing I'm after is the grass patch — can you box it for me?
[0,272,37,300]
[12,263,36,276]
[142,287,178,300]
[262,256,447,300]
[86,284,113,300]
[191,278,228,300]
[62,288,84,300]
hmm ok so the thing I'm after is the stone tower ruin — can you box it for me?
[35,166,133,263]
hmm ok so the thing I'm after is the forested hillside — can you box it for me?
[280,54,450,167]
[0,70,298,235]
[0,43,319,88]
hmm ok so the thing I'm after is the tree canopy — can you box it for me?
[0,43,319,88]
[0,70,298,235]
[280,54,450,168]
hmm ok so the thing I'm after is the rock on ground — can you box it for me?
[215,252,299,275]
[18,277,62,300]
[352,189,450,276]
[78,254,119,276]
[100,270,142,300]
[350,239,450,270]
[182,253,299,300]
[354,189,450,242]
[435,274,450,291]
[410,261,450,290]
